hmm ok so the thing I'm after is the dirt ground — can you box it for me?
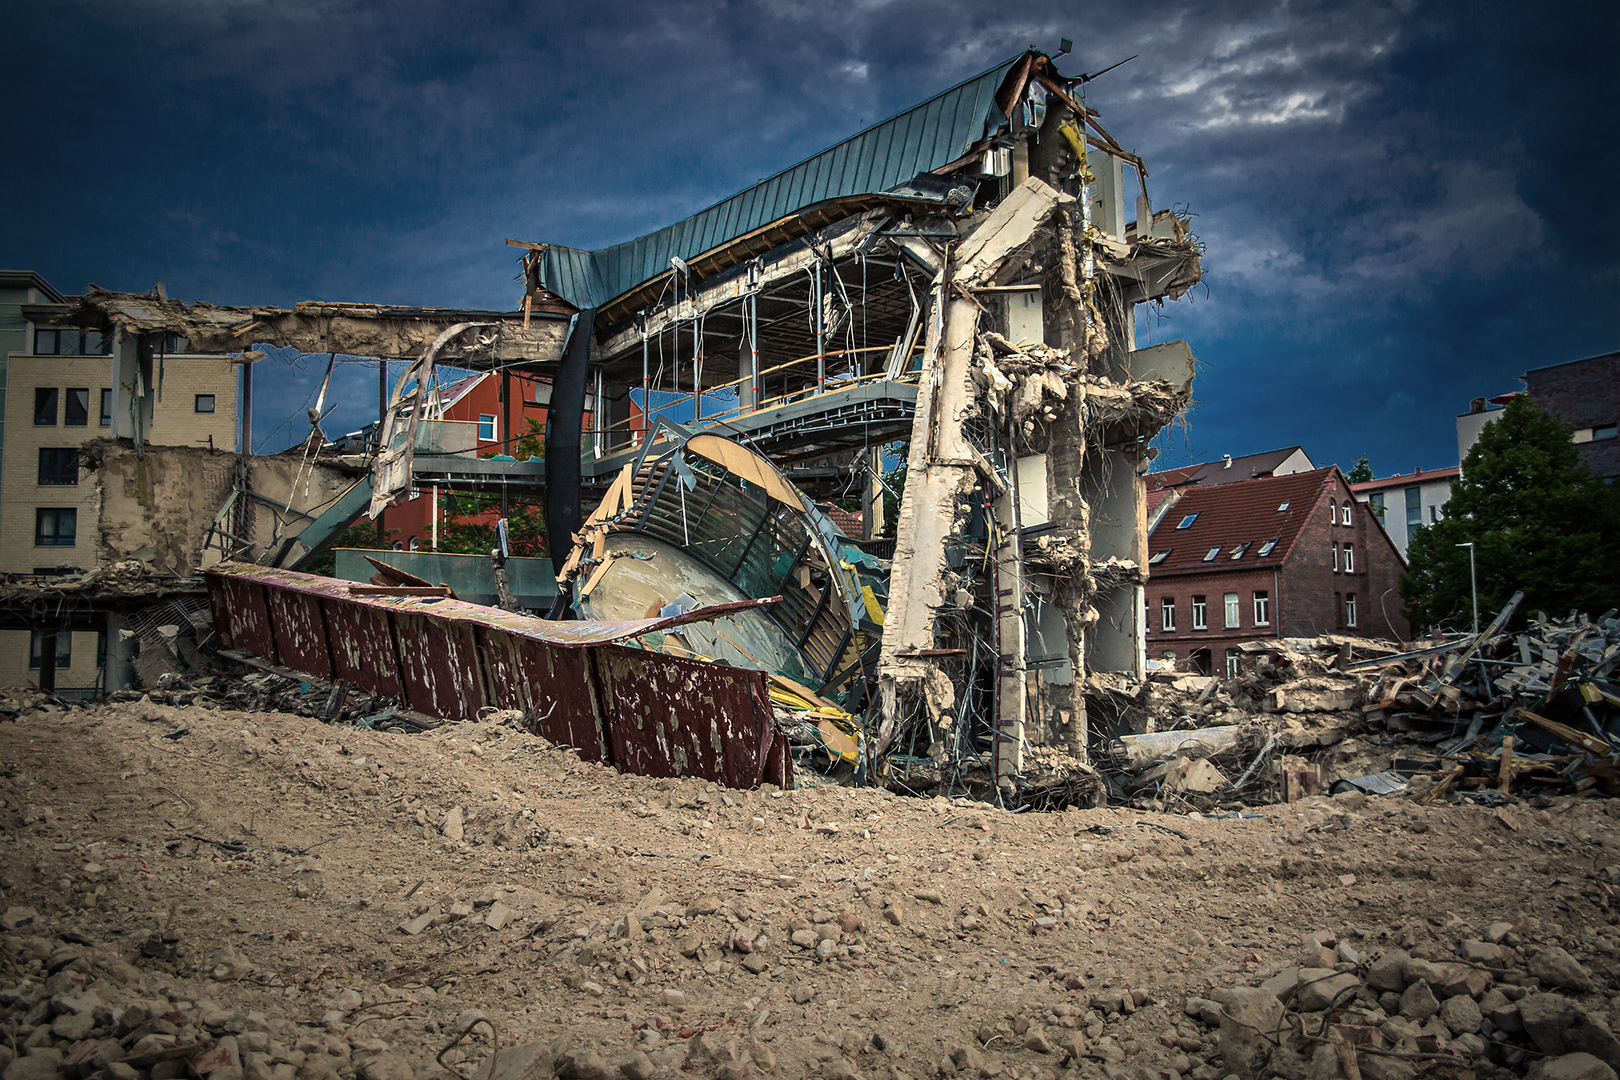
[4,697,1620,1080]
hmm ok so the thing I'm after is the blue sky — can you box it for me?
[2,0,1613,475]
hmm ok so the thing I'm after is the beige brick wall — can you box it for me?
[1,352,239,574]
[0,628,103,691]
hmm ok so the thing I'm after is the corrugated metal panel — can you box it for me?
[538,57,1017,310]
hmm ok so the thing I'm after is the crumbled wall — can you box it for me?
[80,441,353,573]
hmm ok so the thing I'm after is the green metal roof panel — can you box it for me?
[539,56,1018,312]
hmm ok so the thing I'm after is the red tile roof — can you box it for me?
[1348,466,1459,494]
[1147,466,1339,577]
[1147,446,1313,491]
[817,503,865,537]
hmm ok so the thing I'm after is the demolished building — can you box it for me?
[30,49,1206,798]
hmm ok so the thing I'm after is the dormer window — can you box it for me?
[1176,513,1199,529]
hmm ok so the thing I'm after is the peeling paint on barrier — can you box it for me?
[204,562,792,790]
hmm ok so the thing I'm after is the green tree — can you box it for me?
[435,418,548,557]
[1346,456,1374,484]
[1401,396,1620,631]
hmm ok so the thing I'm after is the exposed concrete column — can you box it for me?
[863,445,885,541]
[104,613,133,693]
[111,329,155,447]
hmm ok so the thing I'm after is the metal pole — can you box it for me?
[501,367,510,519]
[1456,541,1478,634]
[640,321,650,445]
[814,260,826,393]
[431,485,439,551]
[750,291,760,409]
[240,361,253,454]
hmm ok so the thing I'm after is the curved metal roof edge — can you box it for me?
[538,52,1026,310]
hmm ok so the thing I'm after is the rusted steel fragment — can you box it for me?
[203,562,791,790]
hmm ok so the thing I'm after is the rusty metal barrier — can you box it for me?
[204,562,792,790]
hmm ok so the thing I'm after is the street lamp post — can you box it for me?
[1456,542,1479,635]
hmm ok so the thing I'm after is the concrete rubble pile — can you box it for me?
[1109,606,1620,811]
[1183,911,1620,1080]
[0,908,435,1080]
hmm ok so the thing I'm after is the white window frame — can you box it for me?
[1345,593,1358,628]
[1191,596,1207,631]
[1223,592,1240,629]
[1341,503,1352,526]
[1161,598,1176,632]
[1328,499,1337,523]
[1224,649,1241,679]
[478,413,498,442]
[1332,543,1339,572]
[1253,591,1270,626]
[1344,544,1354,573]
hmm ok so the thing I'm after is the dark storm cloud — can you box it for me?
[1,0,1610,466]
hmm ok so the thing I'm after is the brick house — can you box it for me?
[373,370,550,549]
[1145,466,1410,676]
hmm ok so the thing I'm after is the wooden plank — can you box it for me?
[1522,710,1611,756]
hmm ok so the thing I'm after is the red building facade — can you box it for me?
[1144,467,1410,676]
[378,371,549,548]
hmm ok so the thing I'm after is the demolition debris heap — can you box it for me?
[37,50,1204,798]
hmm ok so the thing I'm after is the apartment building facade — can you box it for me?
[1145,467,1410,676]
[0,271,243,693]
[1348,466,1458,558]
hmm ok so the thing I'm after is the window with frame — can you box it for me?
[1369,491,1385,519]
[38,448,78,486]
[1149,550,1170,566]
[100,389,113,426]
[1595,424,1618,441]
[1225,649,1241,679]
[28,631,71,670]
[1345,592,1358,627]
[1328,499,1337,523]
[1428,505,1440,523]
[194,394,216,414]
[65,388,89,426]
[1253,590,1270,626]
[1344,544,1355,572]
[478,414,498,441]
[1223,592,1240,628]
[1175,513,1199,529]
[1257,537,1279,557]
[33,329,108,356]
[35,508,76,547]
[1203,546,1221,562]
[1405,486,1422,527]
[1341,503,1352,526]
[1161,598,1176,632]
[1332,543,1339,571]
[34,388,58,426]
[1191,596,1207,630]
[1276,501,1290,512]
[1229,541,1251,560]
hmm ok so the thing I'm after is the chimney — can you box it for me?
[1222,455,1232,469]
[1470,397,1487,414]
